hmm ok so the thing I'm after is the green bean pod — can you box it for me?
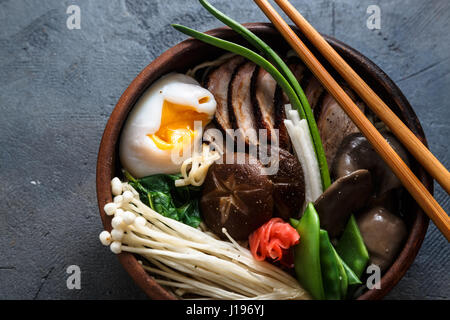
[319,229,342,300]
[336,215,370,279]
[332,243,348,298]
[293,207,361,299]
[293,203,324,300]
[290,217,300,229]
[339,255,362,286]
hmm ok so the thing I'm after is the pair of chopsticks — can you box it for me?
[253,0,450,241]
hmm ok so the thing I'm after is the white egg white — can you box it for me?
[119,73,217,178]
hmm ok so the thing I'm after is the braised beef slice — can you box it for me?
[229,62,259,146]
[251,67,291,150]
[304,76,325,111]
[206,56,245,132]
[252,67,277,142]
[274,86,292,151]
[317,89,365,167]
[281,61,307,105]
[289,61,306,84]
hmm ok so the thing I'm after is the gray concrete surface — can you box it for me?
[0,0,448,299]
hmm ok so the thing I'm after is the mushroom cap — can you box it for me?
[200,153,274,240]
[314,169,373,238]
[268,148,305,220]
[356,206,408,272]
[332,132,409,195]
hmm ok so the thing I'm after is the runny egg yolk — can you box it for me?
[148,100,210,150]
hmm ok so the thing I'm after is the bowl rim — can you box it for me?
[96,23,431,300]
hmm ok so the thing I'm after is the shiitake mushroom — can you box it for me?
[332,132,409,195]
[356,206,407,272]
[313,169,373,238]
[268,148,305,220]
[200,150,305,240]
[200,153,274,240]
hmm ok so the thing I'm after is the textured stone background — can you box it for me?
[0,0,448,299]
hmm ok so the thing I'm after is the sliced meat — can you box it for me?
[229,61,259,146]
[206,56,245,132]
[304,76,324,111]
[252,67,277,143]
[252,67,291,150]
[275,61,307,151]
[317,89,365,167]
[289,61,306,84]
[274,87,291,151]
[281,61,307,104]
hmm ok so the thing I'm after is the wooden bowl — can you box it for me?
[96,23,431,300]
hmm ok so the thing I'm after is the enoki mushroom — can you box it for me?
[99,178,310,300]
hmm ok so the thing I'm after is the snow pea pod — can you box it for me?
[319,229,342,300]
[339,255,362,286]
[290,218,300,228]
[293,203,324,300]
[336,215,369,278]
[332,244,348,297]
[292,208,358,299]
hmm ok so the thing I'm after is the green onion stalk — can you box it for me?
[197,0,330,189]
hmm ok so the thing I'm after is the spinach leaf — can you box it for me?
[166,174,202,205]
[124,171,202,228]
[177,200,202,228]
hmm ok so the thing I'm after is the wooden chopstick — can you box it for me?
[253,0,450,241]
[274,0,450,196]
